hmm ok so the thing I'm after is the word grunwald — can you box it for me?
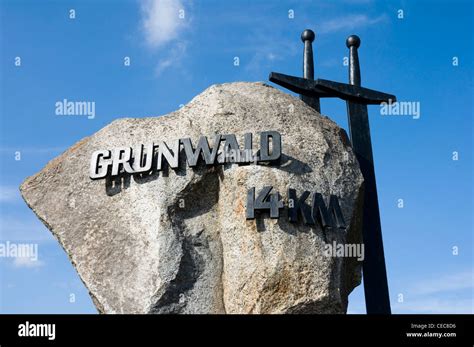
[90,131,281,179]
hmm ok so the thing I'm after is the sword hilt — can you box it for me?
[301,29,315,79]
[346,35,361,87]
[301,29,320,112]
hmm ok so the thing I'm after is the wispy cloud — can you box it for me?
[393,298,472,314]
[0,146,66,155]
[12,256,44,268]
[411,271,473,296]
[139,0,190,76]
[154,41,187,75]
[319,14,388,34]
[140,0,187,48]
[244,46,287,75]
[0,186,21,203]
[241,23,298,76]
[393,270,473,314]
[0,216,55,243]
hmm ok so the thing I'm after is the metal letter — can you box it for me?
[288,189,314,225]
[247,186,283,219]
[243,132,253,163]
[328,195,346,229]
[220,134,240,163]
[89,150,111,179]
[132,143,154,173]
[246,187,256,219]
[259,131,281,162]
[157,139,180,170]
[111,147,134,176]
[311,192,334,228]
[181,135,221,167]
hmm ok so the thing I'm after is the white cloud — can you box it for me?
[154,41,187,75]
[319,14,388,34]
[350,270,473,314]
[139,0,189,75]
[243,26,298,76]
[0,146,66,154]
[0,216,55,243]
[393,270,473,314]
[12,256,44,269]
[393,298,472,314]
[411,271,473,296]
[0,186,21,203]
[140,0,187,49]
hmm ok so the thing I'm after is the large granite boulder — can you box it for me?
[20,82,364,314]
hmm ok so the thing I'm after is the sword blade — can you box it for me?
[347,100,391,314]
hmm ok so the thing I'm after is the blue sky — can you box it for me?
[0,0,472,314]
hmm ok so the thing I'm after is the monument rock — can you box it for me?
[20,82,365,314]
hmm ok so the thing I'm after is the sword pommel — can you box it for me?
[346,35,361,48]
[301,29,315,43]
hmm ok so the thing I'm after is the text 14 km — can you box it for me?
[246,186,346,229]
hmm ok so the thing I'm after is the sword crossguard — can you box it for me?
[268,72,396,105]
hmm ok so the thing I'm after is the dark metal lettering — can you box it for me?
[311,192,334,228]
[259,131,281,162]
[90,131,282,179]
[328,195,346,229]
[246,186,283,220]
[288,189,314,225]
[181,135,221,167]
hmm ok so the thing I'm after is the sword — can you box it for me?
[269,30,394,314]
[345,35,391,314]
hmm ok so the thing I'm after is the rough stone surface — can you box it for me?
[20,82,364,314]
